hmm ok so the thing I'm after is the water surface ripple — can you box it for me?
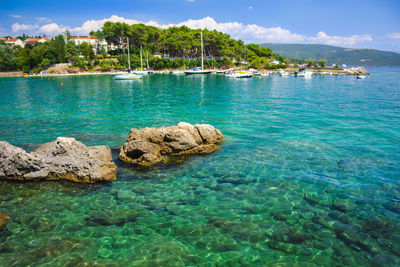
[0,69,400,266]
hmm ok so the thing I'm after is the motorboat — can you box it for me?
[260,71,271,77]
[279,69,289,76]
[296,68,313,78]
[225,71,253,78]
[356,75,367,79]
[114,73,141,80]
[172,70,185,75]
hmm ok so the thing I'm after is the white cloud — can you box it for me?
[168,17,305,43]
[308,31,373,46]
[186,0,195,2]
[388,33,400,39]
[36,17,52,23]
[10,14,22,19]
[9,15,374,47]
[39,23,68,35]
[11,23,38,32]
[248,6,253,10]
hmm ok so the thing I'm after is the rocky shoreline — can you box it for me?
[0,123,225,183]
[0,67,369,77]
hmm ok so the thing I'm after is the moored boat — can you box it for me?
[110,71,128,77]
[114,38,142,80]
[296,68,313,78]
[184,32,212,75]
[172,70,185,75]
[279,69,289,76]
[185,67,212,75]
[114,73,142,80]
[225,71,253,78]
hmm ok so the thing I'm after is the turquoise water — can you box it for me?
[0,69,400,266]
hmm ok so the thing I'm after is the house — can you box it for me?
[4,37,25,47]
[70,36,108,54]
[269,59,280,65]
[24,37,51,45]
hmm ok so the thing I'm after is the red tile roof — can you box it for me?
[71,36,98,40]
[24,37,51,43]
[5,38,19,42]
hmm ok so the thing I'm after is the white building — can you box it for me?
[70,36,108,54]
[4,38,25,47]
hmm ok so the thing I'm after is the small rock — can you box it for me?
[0,210,9,230]
[119,122,225,166]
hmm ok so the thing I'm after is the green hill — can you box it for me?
[260,43,400,66]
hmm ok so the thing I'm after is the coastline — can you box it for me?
[0,67,368,78]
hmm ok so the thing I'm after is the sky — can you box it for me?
[1,0,400,52]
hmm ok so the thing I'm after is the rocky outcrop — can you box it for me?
[0,137,117,183]
[343,67,369,76]
[119,122,225,165]
[0,210,9,230]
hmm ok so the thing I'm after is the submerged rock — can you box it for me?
[0,210,9,230]
[85,210,139,226]
[119,122,225,166]
[0,137,117,183]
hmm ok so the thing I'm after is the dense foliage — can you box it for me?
[0,22,288,72]
[101,22,283,69]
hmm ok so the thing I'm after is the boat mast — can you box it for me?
[146,51,149,69]
[140,45,143,71]
[127,38,131,70]
[201,31,204,70]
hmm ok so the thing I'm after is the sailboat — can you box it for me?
[132,46,148,75]
[185,31,212,75]
[114,38,141,80]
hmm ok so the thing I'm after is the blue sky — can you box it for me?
[1,0,400,52]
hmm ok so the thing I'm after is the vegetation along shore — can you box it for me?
[0,21,366,76]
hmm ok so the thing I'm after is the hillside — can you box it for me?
[260,43,400,66]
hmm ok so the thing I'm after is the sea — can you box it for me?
[0,68,399,266]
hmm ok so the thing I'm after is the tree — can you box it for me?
[305,59,315,67]
[53,35,66,63]
[0,45,17,71]
[65,40,80,61]
[318,59,327,68]
[65,29,72,39]
[40,58,51,69]
[79,42,95,59]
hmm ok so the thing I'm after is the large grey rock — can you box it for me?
[0,137,117,183]
[120,122,225,166]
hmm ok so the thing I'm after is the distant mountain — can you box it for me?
[260,43,400,66]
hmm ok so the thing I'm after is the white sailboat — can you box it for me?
[185,31,212,75]
[114,38,141,80]
[132,46,148,75]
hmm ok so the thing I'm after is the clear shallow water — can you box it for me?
[0,69,400,266]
